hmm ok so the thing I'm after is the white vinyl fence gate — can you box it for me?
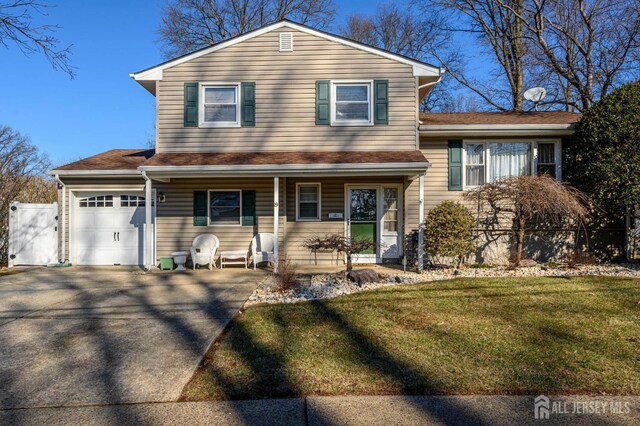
[8,202,58,267]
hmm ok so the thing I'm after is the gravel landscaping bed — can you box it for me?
[245,263,640,306]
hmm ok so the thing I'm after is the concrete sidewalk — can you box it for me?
[1,395,638,425]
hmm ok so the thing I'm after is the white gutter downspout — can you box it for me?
[54,174,66,263]
[142,172,153,270]
[418,75,442,91]
[418,76,443,124]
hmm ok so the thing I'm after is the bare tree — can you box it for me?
[342,3,460,111]
[0,1,74,77]
[497,0,640,111]
[159,0,337,57]
[0,125,55,264]
[427,0,527,111]
[464,175,588,267]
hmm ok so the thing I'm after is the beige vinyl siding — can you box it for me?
[58,177,146,262]
[157,27,417,152]
[154,178,284,260]
[285,176,404,264]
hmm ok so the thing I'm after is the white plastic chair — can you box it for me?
[190,234,219,270]
[250,233,275,270]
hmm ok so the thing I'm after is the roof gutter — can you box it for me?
[138,161,431,174]
[419,123,576,137]
[47,170,143,177]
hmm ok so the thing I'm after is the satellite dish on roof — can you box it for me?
[524,87,547,111]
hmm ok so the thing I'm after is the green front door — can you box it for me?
[349,188,378,262]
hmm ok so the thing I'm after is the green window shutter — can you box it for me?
[315,80,330,125]
[242,190,256,226]
[374,80,389,124]
[184,83,199,127]
[241,82,255,126]
[193,191,208,226]
[448,140,463,191]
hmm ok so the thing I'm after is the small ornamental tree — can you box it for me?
[465,175,589,267]
[565,81,640,216]
[424,201,475,268]
[303,234,376,273]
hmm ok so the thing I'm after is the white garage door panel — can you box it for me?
[75,193,150,266]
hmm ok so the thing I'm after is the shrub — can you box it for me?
[469,263,494,269]
[424,201,476,268]
[274,254,297,292]
[564,249,598,269]
[565,81,640,216]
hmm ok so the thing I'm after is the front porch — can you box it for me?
[142,167,428,272]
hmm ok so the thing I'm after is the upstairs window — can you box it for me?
[332,82,372,125]
[200,84,240,127]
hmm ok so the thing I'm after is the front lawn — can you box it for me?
[181,276,640,400]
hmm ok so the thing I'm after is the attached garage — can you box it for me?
[73,192,154,266]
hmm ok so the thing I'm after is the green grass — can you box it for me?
[468,263,495,269]
[181,276,640,400]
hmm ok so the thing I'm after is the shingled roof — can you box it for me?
[52,150,428,172]
[420,111,581,126]
[53,149,155,171]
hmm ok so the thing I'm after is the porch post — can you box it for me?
[143,173,153,270]
[273,176,279,273]
[418,172,425,271]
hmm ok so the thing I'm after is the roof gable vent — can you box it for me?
[279,32,293,52]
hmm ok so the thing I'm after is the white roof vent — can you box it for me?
[279,32,293,52]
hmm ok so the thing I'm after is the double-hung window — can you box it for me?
[465,144,485,187]
[332,82,372,125]
[536,143,557,178]
[463,141,560,188]
[296,183,321,221]
[209,190,241,225]
[200,84,240,127]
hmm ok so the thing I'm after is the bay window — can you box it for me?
[463,141,560,188]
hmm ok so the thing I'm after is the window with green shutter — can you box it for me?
[241,82,255,126]
[316,80,330,125]
[374,80,388,124]
[193,191,207,226]
[241,190,256,226]
[184,83,199,127]
[448,140,463,191]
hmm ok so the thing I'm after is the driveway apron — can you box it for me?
[0,267,265,409]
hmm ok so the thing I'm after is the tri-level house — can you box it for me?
[49,20,580,270]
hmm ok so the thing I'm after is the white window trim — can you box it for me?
[462,139,562,190]
[208,189,242,226]
[199,82,241,128]
[296,183,321,221]
[330,80,374,126]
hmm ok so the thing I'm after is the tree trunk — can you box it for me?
[346,253,353,273]
[514,216,526,267]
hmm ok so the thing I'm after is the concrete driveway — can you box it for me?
[0,267,266,410]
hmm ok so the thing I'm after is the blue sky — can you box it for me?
[0,0,403,167]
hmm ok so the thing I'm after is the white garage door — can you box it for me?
[76,193,152,266]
